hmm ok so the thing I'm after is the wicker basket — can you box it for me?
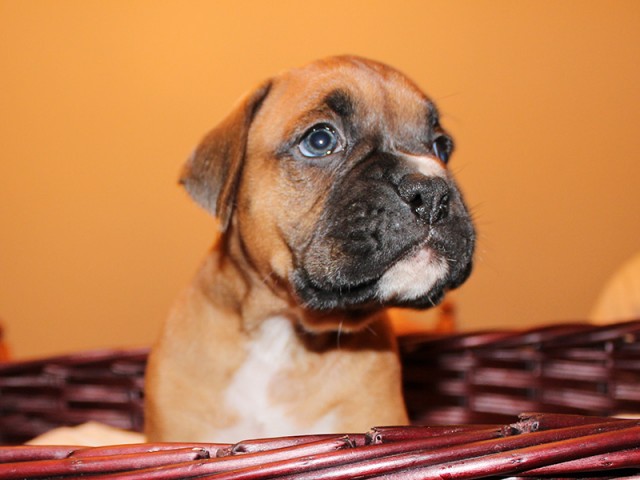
[401,320,640,425]
[1,321,640,477]
[0,348,147,445]
[2,321,640,444]
[1,413,640,478]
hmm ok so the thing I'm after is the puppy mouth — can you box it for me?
[292,238,451,312]
[291,265,382,311]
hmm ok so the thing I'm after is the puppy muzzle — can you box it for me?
[292,152,475,313]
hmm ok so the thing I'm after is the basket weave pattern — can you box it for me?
[401,320,640,425]
[1,321,640,477]
[1,413,640,478]
[0,349,147,444]
[2,322,640,443]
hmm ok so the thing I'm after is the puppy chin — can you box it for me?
[292,246,452,333]
[376,247,449,303]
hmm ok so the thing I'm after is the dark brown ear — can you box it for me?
[179,80,272,231]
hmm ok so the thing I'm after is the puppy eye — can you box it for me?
[432,135,453,164]
[298,124,341,158]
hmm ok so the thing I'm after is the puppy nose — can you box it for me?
[398,174,450,224]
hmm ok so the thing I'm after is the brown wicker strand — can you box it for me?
[0,447,209,480]
[365,424,498,444]
[84,436,353,480]
[513,411,629,432]
[219,434,362,456]
[521,447,640,476]
[70,442,230,459]
[368,424,640,480]
[272,419,640,480]
[0,445,79,463]
[198,426,506,480]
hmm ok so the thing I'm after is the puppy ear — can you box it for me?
[179,80,272,231]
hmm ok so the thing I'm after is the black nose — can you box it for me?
[398,174,450,224]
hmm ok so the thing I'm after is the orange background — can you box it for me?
[1,1,639,359]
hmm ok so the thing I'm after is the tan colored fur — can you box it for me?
[145,57,438,442]
[145,243,407,442]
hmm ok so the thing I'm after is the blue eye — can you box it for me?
[299,124,340,158]
[432,136,453,163]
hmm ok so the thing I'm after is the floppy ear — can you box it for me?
[179,80,272,231]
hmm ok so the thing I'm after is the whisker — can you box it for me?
[366,324,379,337]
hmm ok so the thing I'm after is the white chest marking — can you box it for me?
[214,316,337,442]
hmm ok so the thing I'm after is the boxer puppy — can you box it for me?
[145,56,475,442]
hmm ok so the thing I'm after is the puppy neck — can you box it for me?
[197,232,390,339]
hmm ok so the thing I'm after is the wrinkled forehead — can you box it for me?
[251,57,437,149]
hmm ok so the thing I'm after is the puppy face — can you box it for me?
[182,56,475,331]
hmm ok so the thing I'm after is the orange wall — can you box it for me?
[1,1,639,358]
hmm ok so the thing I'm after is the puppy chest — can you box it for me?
[224,319,293,411]
[220,317,338,439]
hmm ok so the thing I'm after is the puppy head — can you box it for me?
[181,56,475,331]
